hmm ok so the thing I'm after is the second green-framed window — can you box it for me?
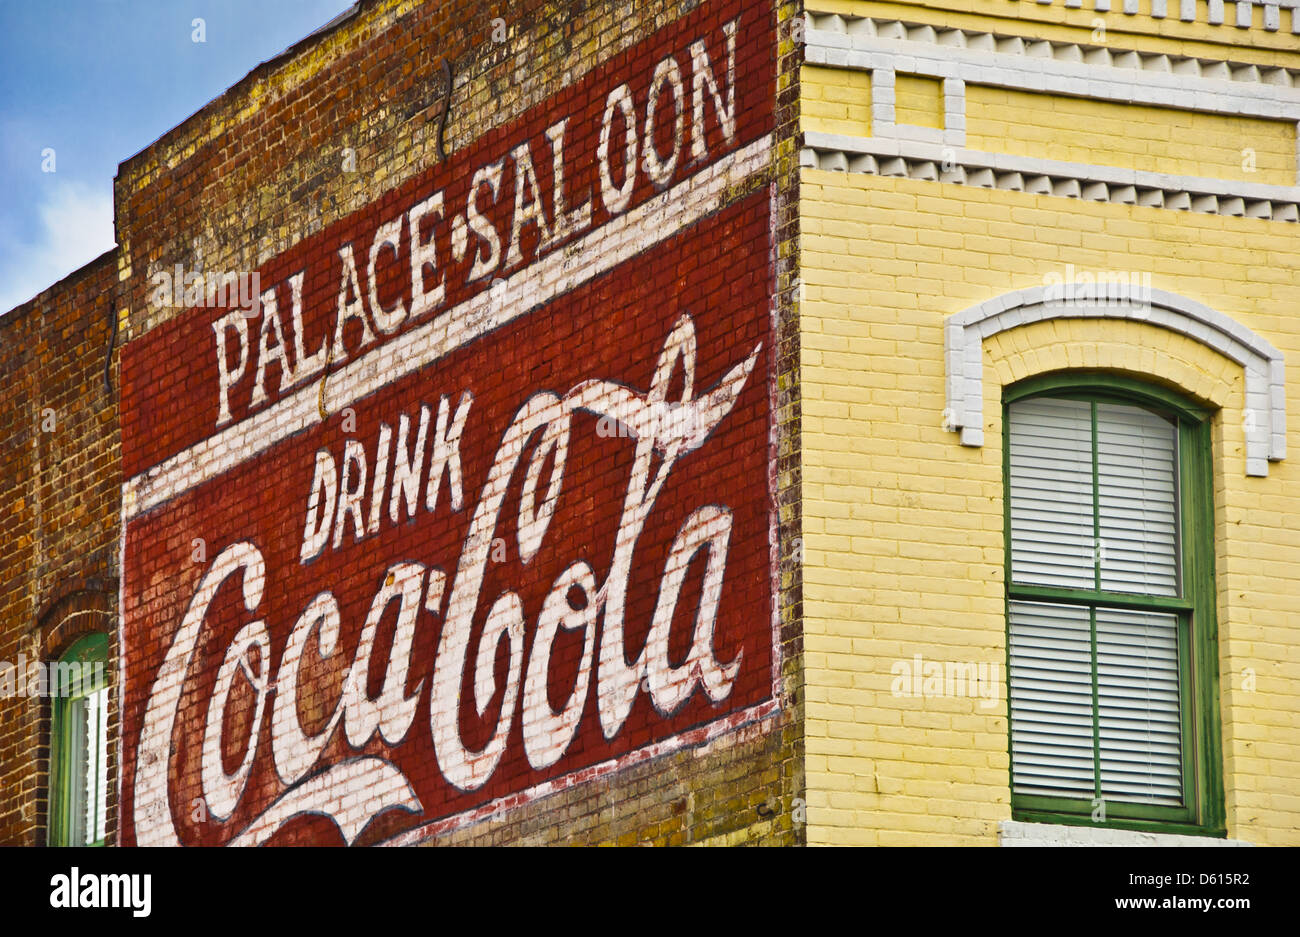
[49,632,109,847]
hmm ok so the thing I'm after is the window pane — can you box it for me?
[1097,607,1183,806]
[1097,403,1179,596]
[87,688,108,844]
[49,634,110,847]
[1008,398,1095,589]
[65,696,89,845]
[1008,601,1095,798]
[61,687,109,847]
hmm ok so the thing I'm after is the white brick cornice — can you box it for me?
[804,21,1300,118]
[802,13,1300,211]
[1005,0,1300,35]
[801,132,1300,219]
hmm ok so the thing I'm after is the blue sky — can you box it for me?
[0,0,356,312]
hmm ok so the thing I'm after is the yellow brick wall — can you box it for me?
[966,87,1297,187]
[895,74,944,129]
[799,0,1300,846]
[799,168,1300,846]
[802,64,872,136]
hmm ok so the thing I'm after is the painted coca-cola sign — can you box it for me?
[119,0,775,845]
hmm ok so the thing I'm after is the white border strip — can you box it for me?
[869,67,967,148]
[123,136,773,522]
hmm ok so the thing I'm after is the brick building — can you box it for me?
[1,0,1297,847]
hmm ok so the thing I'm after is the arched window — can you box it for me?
[1004,375,1223,834]
[48,632,109,846]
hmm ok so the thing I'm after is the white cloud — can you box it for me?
[0,182,116,313]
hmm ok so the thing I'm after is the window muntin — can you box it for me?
[1003,378,1221,834]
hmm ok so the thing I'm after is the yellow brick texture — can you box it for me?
[802,65,872,137]
[800,167,1300,846]
[895,74,944,130]
[966,87,1297,187]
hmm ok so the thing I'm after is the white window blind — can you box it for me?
[1009,398,1180,593]
[1097,403,1179,596]
[1008,398,1094,589]
[64,685,109,846]
[1008,601,1094,798]
[1007,394,1186,808]
[88,686,109,843]
[1097,608,1182,805]
[66,695,89,845]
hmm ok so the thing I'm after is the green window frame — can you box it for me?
[1003,373,1224,836]
[48,632,110,847]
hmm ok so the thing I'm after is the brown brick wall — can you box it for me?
[0,251,122,846]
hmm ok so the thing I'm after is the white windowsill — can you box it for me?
[999,820,1253,847]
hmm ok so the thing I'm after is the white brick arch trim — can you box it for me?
[943,285,1287,477]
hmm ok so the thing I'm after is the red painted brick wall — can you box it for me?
[117,0,794,846]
